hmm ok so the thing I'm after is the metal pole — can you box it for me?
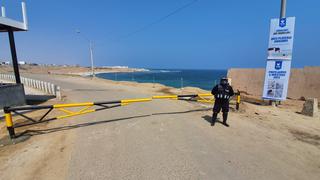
[21,2,28,29]
[8,30,21,84]
[89,41,95,78]
[269,0,287,107]
[1,6,6,17]
[280,0,287,18]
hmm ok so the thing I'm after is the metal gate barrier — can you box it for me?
[3,93,240,139]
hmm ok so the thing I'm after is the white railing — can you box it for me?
[0,74,61,99]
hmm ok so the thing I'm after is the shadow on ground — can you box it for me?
[26,95,56,105]
[201,115,223,125]
[15,108,212,138]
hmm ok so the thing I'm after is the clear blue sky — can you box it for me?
[0,0,319,69]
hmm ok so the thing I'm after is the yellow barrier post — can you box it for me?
[236,91,241,110]
[4,108,15,138]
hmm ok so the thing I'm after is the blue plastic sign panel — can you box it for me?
[267,17,295,60]
[262,60,291,101]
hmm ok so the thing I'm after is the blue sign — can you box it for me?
[279,18,286,27]
[275,61,282,70]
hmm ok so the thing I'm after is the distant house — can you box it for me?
[18,61,27,65]
[0,61,10,65]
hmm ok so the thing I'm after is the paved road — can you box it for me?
[22,74,311,180]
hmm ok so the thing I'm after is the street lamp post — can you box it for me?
[76,30,95,78]
[280,0,287,18]
[89,41,95,78]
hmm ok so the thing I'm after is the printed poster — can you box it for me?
[262,60,291,101]
[267,17,295,60]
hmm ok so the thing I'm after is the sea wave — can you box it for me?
[151,70,181,73]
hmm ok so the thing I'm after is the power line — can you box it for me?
[116,0,199,41]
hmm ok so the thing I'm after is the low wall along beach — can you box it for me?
[227,66,320,100]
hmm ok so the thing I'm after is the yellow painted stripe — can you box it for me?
[79,105,93,113]
[152,95,178,99]
[121,98,152,104]
[58,108,75,115]
[56,109,96,119]
[53,102,94,108]
[5,113,13,127]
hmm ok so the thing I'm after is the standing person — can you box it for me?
[211,77,234,127]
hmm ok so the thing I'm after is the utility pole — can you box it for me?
[280,0,287,18]
[76,30,95,78]
[89,41,95,78]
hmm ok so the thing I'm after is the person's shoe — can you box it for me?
[211,122,215,126]
[223,122,230,127]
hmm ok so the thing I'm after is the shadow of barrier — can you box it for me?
[2,92,240,139]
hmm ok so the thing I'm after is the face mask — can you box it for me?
[220,80,228,86]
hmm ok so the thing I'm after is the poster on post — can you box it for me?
[262,60,291,100]
[267,17,295,60]
[263,17,295,101]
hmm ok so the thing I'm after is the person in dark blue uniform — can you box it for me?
[211,77,234,127]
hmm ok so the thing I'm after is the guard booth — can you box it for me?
[0,2,28,108]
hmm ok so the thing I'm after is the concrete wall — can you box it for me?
[0,84,26,109]
[227,66,320,100]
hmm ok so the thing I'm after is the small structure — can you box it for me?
[301,98,319,117]
[0,1,28,83]
[0,2,28,108]
[18,61,27,65]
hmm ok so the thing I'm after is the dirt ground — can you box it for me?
[0,98,76,180]
[0,74,319,180]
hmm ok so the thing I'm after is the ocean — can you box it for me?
[96,69,227,91]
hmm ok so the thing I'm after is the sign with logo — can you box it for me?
[263,17,295,101]
[262,60,291,100]
[267,17,295,60]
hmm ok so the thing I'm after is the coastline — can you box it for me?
[0,64,209,95]
[90,74,210,96]
[74,67,149,77]
[0,64,149,76]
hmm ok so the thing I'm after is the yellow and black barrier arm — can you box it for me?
[153,93,214,103]
[3,98,152,139]
[3,93,240,139]
[153,92,241,109]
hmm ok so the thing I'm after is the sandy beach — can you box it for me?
[0,72,319,180]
